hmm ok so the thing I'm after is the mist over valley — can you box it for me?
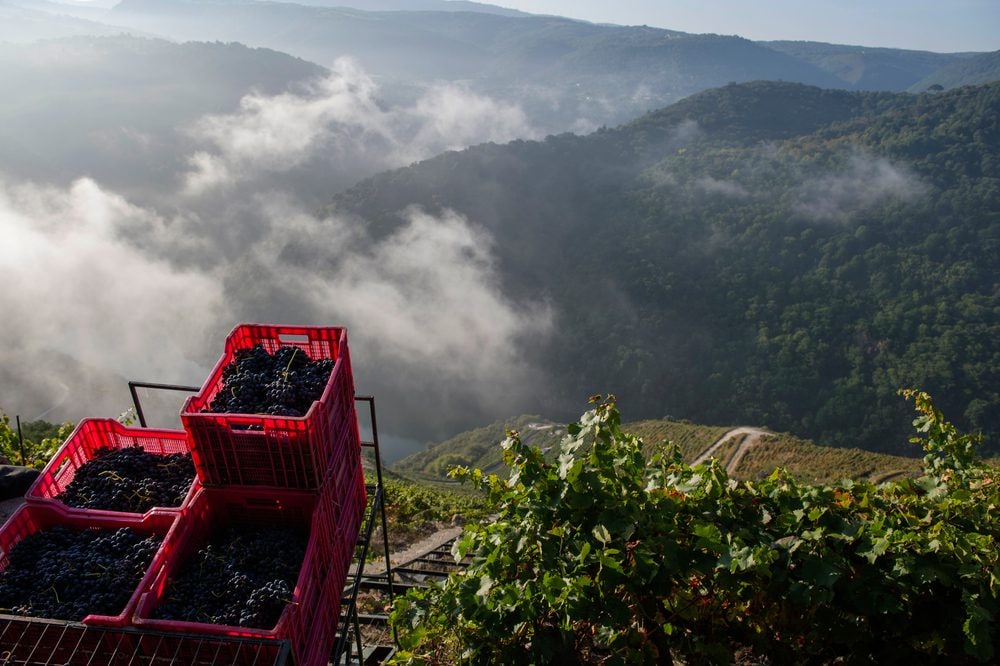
[0,0,996,461]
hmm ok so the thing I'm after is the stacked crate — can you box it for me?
[3,420,195,626]
[180,324,358,491]
[157,324,364,666]
[0,323,364,666]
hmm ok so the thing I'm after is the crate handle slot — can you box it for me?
[245,498,282,508]
[226,421,266,434]
[278,333,310,345]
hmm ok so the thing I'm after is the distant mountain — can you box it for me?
[16,0,989,136]
[0,0,139,42]
[330,81,1000,455]
[106,2,847,131]
[110,1,492,79]
[761,40,974,91]
[282,0,527,16]
[909,50,1000,91]
[3,0,116,21]
[0,36,324,188]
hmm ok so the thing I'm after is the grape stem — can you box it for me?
[281,348,299,383]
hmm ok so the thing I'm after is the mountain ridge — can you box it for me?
[908,49,1000,91]
[102,1,994,132]
[330,81,1000,454]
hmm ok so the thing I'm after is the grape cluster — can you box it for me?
[152,525,307,628]
[0,525,162,620]
[208,345,334,417]
[56,446,195,513]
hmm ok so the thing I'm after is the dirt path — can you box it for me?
[723,429,771,474]
[871,469,910,484]
[692,427,771,473]
[364,524,466,575]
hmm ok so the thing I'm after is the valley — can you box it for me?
[0,3,996,662]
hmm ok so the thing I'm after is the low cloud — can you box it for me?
[0,58,551,443]
[697,176,749,199]
[570,117,600,134]
[793,154,926,222]
[183,58,538,195]
[224,196,554,412]
[0,55,568,439]
[0,174,552,438]
[669,118,703,146]
[0,176,229,417]
[403,86,536,162]
[306,207,551,382]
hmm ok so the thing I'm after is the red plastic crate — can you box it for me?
[0,617,128,664]
[301,551,346,666]
[0,616,289,665]
[121,631,288,665]
[300,471,364,666]
[25,419,199,519]
[320,414,363,515]
[133,486,343,666]
[314,436,366,570]
[0,503,177,627]
[181,324,355,489]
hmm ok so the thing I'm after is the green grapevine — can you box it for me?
[0,412,70,470]
[391,392,997,664]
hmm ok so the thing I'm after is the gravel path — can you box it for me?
[724,429,771,474]
[364,524,466,575]
[692,427,771,472]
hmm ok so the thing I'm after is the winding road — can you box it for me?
[691,427,772,474]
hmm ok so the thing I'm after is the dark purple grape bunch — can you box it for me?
[57,446,195,513]
[152,525,307,628]
[0,526,162,620]
[209,344,335,417]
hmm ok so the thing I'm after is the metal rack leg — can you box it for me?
[357,396,397,647]
[333,485,383,664]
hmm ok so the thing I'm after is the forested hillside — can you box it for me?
[106,3,848,131]
[333,81,1000,455]
[762,40,973,90]
[0,0,136,43]
[909,50,1000,91]
[0,36,324,188]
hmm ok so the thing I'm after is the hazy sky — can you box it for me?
[497,0,1000,53]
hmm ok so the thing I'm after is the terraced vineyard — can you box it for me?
[733,432,922,483]
[626,419,734,461]
[392,415,565,480]
[395,415,922,485]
